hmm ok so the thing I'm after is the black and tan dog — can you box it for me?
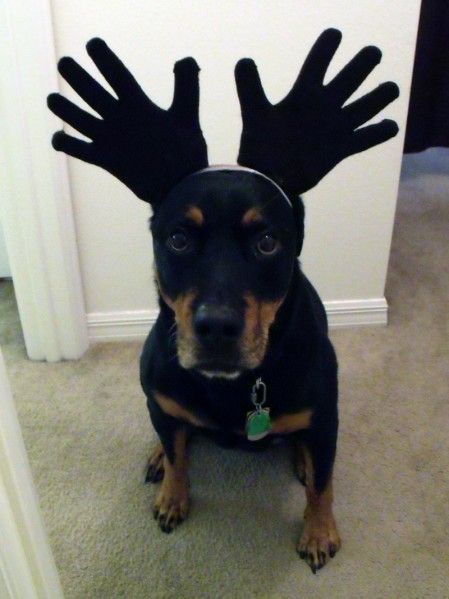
[48,29,399,573]
[141,166,340,572]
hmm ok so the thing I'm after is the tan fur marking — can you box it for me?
[152,271,202,369]
[154,428,190,530]
[173,290,196,328]
[241,293,284,369]
[241,206,263,226]
[154,392,207,428]
[271,409,312,434]
[186,205,204,226]
[172,290,198,368]
[301,446,335,520]
[152,274,198,367]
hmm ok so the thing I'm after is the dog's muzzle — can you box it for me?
[192,303,243,373]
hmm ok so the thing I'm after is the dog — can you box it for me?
[140,166,340,573]
[47,31,400,575]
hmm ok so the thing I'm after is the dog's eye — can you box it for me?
[167,230,189,252]
[256,234,280,256]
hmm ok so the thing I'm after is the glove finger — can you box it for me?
[286,28,342,103]
[235,58,270,114]
[51,130,96,163]
[348,119,399,154]
[58,56,116,116]
[47,93,101,139]
[326,45,382,106]
[343,82,399,129]
[86,38,149,103]
[171,57,201,122]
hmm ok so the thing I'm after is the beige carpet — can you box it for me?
[1,149,449,598]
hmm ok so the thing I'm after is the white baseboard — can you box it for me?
[325,297,388,328]
[87,309,160,342]
[87,298,388,342]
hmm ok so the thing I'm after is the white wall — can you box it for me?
[49,1,421,333]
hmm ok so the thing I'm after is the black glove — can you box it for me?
[48,38,208,206]
[235,28,400,197]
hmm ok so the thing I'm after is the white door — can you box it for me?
[0,347,63,597]
[0,220,11,278]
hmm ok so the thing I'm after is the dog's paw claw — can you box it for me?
[153,487,189,533]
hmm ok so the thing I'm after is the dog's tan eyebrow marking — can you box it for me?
[185,205,204,226]
[241,206,263,226]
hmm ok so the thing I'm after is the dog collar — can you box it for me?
[193,165,293,208]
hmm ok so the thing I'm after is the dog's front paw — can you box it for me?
[153,481,190,533]
[296,513,341,573]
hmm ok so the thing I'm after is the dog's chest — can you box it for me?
[192,377,312,435]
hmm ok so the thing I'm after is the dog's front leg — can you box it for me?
[147,394,190,533]
[153,427,189,533]
[296,422,341,572]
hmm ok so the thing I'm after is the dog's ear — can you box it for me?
[48,38,208,209]
[235,28,400,199]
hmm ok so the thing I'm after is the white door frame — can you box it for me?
[0,219,11,278]
[0,3,81,591]
[0,348,63,598]
[0,0,88,361]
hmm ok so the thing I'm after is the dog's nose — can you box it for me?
[193,304,243,345]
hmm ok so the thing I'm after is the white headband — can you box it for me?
[193,164,292,208]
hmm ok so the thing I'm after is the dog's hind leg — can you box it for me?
[145,442,165,484]
[145,426,195,484]
[295,439,307,486]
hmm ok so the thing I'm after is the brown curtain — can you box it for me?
[404,0,449,153]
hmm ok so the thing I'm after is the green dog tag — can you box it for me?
[246,407,272,441]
